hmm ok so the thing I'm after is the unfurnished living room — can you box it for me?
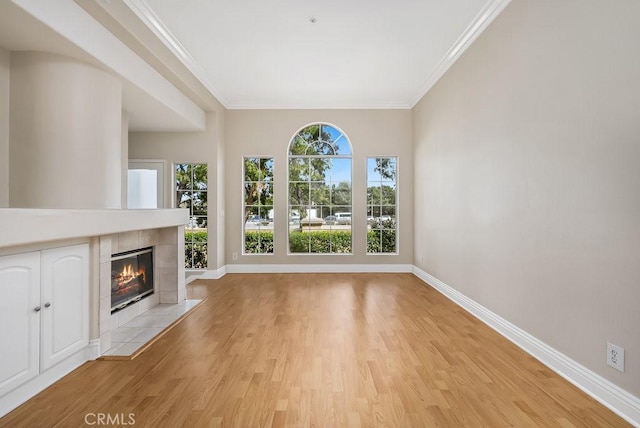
[0,0,638,426]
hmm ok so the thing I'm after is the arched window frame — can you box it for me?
[287,123,353,254]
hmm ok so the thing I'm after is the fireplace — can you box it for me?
[111,247,154,312]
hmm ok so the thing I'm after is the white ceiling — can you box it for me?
[133,0,507,109]
[0,0,509,130]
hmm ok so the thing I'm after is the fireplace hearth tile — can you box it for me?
[111,328,141,343]
[122,314,176,329]
[100,299,203,359]
[130,328,164,343]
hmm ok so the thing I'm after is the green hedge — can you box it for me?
[366,229,397,253]
[185,230,208,268]
[185,230,208,242]
[289,230,352,253]
[185,229,396,260]
[244,230,274,253]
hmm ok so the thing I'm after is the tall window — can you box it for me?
[288,123,352,254]
[243,158,274,254]
[367,157,397,254]
[176,163,208,268]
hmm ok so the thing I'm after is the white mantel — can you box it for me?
[0,208,188,249]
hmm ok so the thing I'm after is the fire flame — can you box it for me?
[117,264,145,284]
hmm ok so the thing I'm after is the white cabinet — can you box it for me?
[0,252,41,397]
[40,245,89,371]
[0,244,89,397]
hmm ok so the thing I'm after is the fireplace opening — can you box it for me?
[111,247,154,312]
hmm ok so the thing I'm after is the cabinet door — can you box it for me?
[40,244,89,371]
[0,252,40,396]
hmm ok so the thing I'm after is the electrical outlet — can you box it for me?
[232,252,238,261]
[606,342,625,372]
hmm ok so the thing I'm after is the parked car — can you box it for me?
[324,215,336,225]
[246,215,265,224]
[335,212,351,225]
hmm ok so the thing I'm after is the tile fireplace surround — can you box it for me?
[98,227,186,354]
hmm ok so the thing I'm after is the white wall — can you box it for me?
[129,112,224,270]
[0,47,9,208]
[225,109,413,266]
[9,52,122,209]
[413,0,640,396]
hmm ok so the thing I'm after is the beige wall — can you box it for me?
[413,0,640,395]
[225,109,413,265]
[10,52,122,209]
[129,111,224,270]
[0,48,9,208]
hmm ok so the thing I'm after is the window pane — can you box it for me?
[380,158,397,182]
[367,158,381,181]
[309,158,329,181]
[332,183,351,206]
[191,243,207,268]
[381,183,396,205]
[192,191,207,215]
[261,158,274,181]
[259,183,273,205]
[244,182,259,205]
[310,182,330,206]
[176,164,193,190]
[289,183,308,205]
[244,158,259,181]
[289,230,309,253]
[178,193,192,211]
[192,164,208,188]
[331,158,352,183]
[289,158,309,181]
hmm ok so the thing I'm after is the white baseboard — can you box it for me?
[192,266,227,280]
[412,266,640,427]
[84,339,101,360]
[187,264,413,278]
[224,263,413,274]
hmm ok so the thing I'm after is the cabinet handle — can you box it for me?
[44,302,51,308]
[34,306,41,312]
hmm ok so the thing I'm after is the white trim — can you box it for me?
[84,339,101,361]
[225,264,412,274]
[410,0,512,107]
[411,266,640,427]
[226,103,412,110]
[192,266,227,280]
[123,0,229,107]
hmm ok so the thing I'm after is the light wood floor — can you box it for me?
[0,273,630,427]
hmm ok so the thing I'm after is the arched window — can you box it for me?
[288,123,352,254]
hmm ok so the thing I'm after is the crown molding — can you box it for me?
[225,103,412,110]
[410,0,512,107]
[123,0,230,108]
